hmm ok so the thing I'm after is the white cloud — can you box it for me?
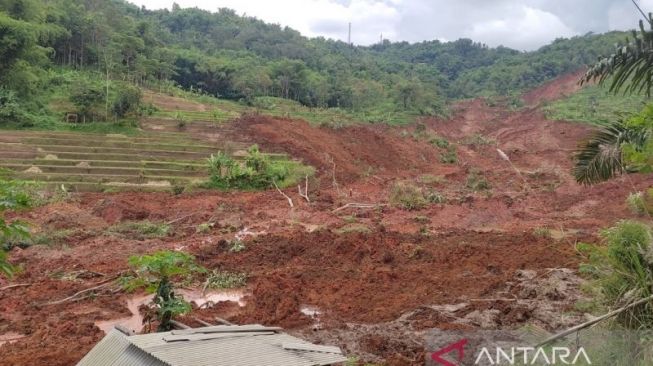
[129,0,653,50]
[466,6,576,50]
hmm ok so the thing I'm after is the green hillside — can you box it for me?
[0,0,636,129]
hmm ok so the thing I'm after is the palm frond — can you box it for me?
[583,16,653,96]
[573,121,649,185]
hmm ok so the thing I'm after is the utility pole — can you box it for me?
[348,22,352,46]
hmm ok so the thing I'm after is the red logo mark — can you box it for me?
[431,339,468,366]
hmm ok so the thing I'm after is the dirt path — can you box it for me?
[1,72,650,365]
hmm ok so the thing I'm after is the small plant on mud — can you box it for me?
[0,180,31,277]
[108,221,170,240]
[466,169,491,191]
[439,146,458,164]
[203,270,247,290]
[230,240,246,253]
[196,222,214,234]
[174,110,187,129]
[389,182,427,210]
[171,185,185,195]
[425,189,447,204]
[429,135,450,148]
[627,190,653,216]
[123,250,206,331]
[578,221,653,328]
[463,133,496,146]
[533,227,552,238]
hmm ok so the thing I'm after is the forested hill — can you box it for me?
[0,0,629,125]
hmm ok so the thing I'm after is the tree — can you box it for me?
[575,17,653,184]
[69,82,104,122]
[123,250,205,331]
[112,83,142,118]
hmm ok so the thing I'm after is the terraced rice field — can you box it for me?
[0,130,285,192]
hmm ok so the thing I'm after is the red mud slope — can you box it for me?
[1,72,650,366]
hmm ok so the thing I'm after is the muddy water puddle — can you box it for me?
[95,289,245,334]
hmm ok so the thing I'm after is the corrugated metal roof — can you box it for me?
[77,329,168,366]
[78,326,347,366]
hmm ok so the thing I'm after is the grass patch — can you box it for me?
[108,221,170,240]
[390,181,428,210]
[439,146,458,164]
[203,270,247,289]
[419,174,446,185]
[626,190,653,216]
[578,220,653,328]
[465,169,491,191]
[335,224,372,234]
[542,85,647,126]
[533,227,552,238]
[462,133,496,146]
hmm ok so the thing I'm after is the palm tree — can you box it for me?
[577,16,653,185]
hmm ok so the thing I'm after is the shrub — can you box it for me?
[439,146,458,164]
[466,169,491,191]
[0,87,23,124]
[579,221,653,328]
[123,251,205,331]
[390,182,427,210]
[533,227,552,238]
[0,179,31,278]
[70,82,104,122]
[112,84,142,118]
[627,190,653,216]
[425,189,447,204]
[429,136,450,148]
[207,145,311,190]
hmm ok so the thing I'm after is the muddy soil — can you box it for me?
[1,72,651,365]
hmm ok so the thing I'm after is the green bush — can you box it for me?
[390,182,427,210]
[207,145,312,190]
[0,87,23,123]
[466,169,491,191]
[627,190,653,216]
[112,83,142,118]
[579,220,653,328]
[70,82,105,122]
[0,179,31,278]
[439,146,458,164]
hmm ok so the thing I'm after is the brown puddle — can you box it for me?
[94,289,246,334]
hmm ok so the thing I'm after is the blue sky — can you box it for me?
[129,0,653,50]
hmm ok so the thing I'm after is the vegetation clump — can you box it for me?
[108,221,170,240]
[123,251,206,331]
[390,182,428,210]
[626,190,653,216]
[0,179,31,277]
[579,221,653,328]
[465,169,491,191]
[439,146,458,164]
[207,145,312,190]
[203,270,247,289]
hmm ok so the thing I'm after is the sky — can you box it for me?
[129,0,653,51]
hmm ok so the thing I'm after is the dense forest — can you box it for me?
[0,0,631,126]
